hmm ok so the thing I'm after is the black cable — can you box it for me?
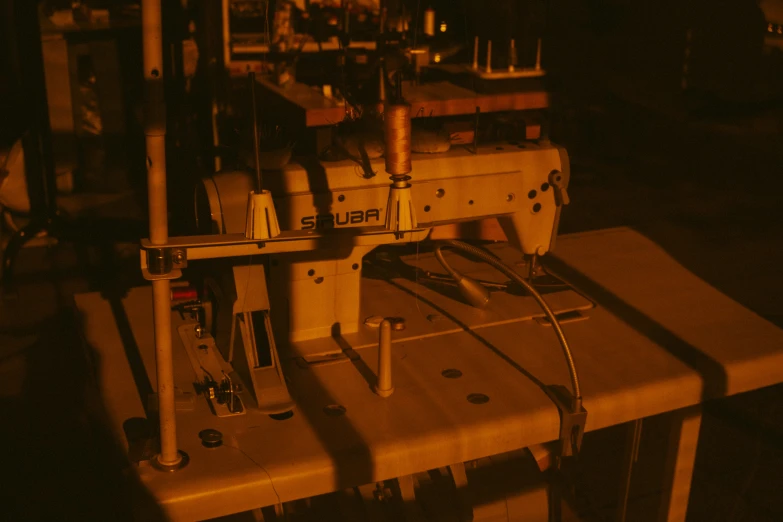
[434,240,582,406]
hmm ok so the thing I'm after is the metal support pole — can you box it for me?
[535,38,542,71]
[249,72,263,192]
[616,419,643,522]
[485,40,492,73]
[143,0,181,468]
[472,36,479,70]
[152,278,179,465]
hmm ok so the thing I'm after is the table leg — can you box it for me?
[616,419,643,522]
[657,406,702,522]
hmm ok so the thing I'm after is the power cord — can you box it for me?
[433,239,582,406]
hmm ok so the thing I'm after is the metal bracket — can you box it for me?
[138,227,431,265]
[141,246,184,281]
[146,247,172,274]
[177,324,248,417]
[546,384,587,458]
[145,247,187,274]
[141,268,182,281]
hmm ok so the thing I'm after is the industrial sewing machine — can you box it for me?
[67,2,783,521]
[136,133,587,520]
[177,134,577,412]
[105,1,594,519]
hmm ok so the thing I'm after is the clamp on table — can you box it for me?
[547,384,588,459]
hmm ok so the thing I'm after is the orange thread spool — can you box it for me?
[384,104,412,178]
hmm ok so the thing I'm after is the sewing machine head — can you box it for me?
[195,141,569,326]
[196,142,569,254]
[181,138,570,416]
[131,0,575,425]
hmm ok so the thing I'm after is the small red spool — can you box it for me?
[171,286,198,301]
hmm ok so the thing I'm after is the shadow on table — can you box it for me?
[0,310,166,522]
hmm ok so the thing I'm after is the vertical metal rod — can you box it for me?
[222,0,231,67]
[143,0,180,467]
[249,72,263,192]
[378,59,386,102]
[616,419,643,522]
[472,36,479,69]
[509,39,516,72]
[344,0,351,37]
[152,278,178,462]
[528,254,537,281]
[374,319,394,397]
[211,101,222,172]
[485,40,492,73]
[472,106,480,154]
[143,3,167,245]
[535,38,542,71]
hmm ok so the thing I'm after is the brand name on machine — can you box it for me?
[300,209,382,229]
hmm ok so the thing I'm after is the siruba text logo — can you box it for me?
[300,209,381,229]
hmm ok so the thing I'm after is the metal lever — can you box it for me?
[171,300,202,321]
[549,170,570,207]
[421,271,509,290]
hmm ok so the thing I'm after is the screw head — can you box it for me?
[199,429,223,448]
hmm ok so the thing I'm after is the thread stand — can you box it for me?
[383,103,417,235]
[467,37,545,79]
[373,319,394,397]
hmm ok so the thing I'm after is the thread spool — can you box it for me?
[424,8,435,37]
[384,104,412,179]
[171,286,198,302]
